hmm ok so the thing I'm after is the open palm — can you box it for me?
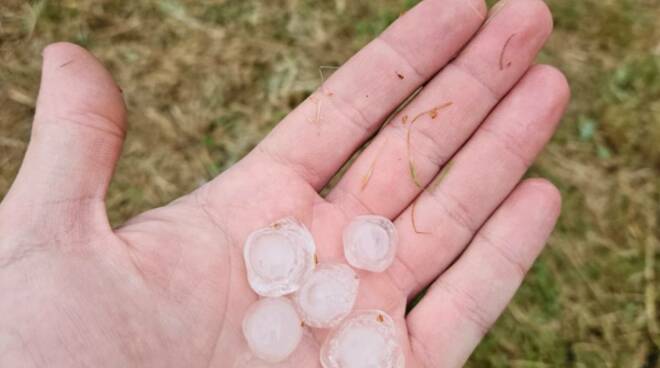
[0,0,569,367]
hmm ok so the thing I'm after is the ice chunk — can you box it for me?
[244,217,316,297]
[294,263,359,328]
[343,216,398,272]
[320,310,405,368]
[242,297,304,363]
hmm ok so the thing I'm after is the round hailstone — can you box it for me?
[294,263,359,328]
[244,217,316,297]
[242,297,304,363]
[343,215,398,272]
[320,310,405,368]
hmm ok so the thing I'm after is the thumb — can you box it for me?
[1,42,126,239]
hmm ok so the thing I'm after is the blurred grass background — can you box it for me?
[0,0,658,366]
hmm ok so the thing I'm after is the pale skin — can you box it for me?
[0,0,569,367]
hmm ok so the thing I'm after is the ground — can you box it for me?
[0,0,658,366]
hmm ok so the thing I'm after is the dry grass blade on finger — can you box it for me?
[359,86,423,191]
[361,138,389,191]
[412,160,454,234]
[406,102,453,188]
[499,33,517,70]
[308,66,339,124]
[411,200,431,235]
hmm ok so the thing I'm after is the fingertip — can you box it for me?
[42,42,88,60]
[530,64,571,105]
[383,0,489,76]
[515,64,571,124]
[487,0,554,45]
[519,178,562,219]
[509,0,554,35]
[531,0,554,32]
[37,42,126,135]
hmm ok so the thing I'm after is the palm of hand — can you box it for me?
[0,0,569,367]
[0,146,402,367]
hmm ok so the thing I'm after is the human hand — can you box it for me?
[0,0,568,366]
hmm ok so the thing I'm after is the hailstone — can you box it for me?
[294,263,359,328]
[242,297,304,363]
[343,215,398,272]
[244,217,316,297]
[320,310,405,368]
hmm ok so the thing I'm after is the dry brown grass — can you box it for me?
[1,0,658,366]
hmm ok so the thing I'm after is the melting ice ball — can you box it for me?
[294,263,359,328]
[244,217,316,297]
[320,310,405,368]
[242,297,304,363]
[343,215,398,272]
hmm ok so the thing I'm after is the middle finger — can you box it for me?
[327,0,554,219]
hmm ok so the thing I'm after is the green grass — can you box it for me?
[1,0,658,366]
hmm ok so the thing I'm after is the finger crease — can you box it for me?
[436,278,492,335]
[480,125,533,167]
[323,88,373,134]
[390,122,452,168]
[428,188,480,234]
[192,189,235,368]
[46,112,125,139]
[376,36,426,81]
[477,232,528,279]
[332,186,377,218]
[409,333,437,367]
[449,61,500,101]
[257,144,325,186]
[388,255,422,296]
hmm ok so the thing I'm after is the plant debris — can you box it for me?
[406,102,453,188]
[308,66,339,124]
[409,102,453,126]
[411,200,431,235]
[361,160,377,191]
[429,160,453,192]
[499,33,517,70]
[360,138,388,191]
[308,95,323,124]
[58,60,74,68]
[408,155,422,188]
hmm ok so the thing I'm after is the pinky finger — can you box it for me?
[406,178,561,367]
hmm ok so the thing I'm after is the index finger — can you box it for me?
[254,0,487,189]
